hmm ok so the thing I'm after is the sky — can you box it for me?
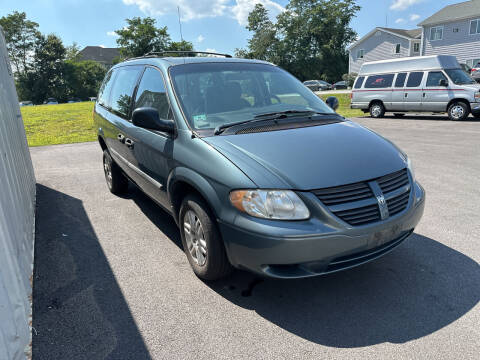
[0,0,464,54]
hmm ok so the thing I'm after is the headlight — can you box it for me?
[407,157,416,182]
[475,92,480,102]
[229,190,310,220]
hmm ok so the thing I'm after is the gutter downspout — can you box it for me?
[420,26,424,56]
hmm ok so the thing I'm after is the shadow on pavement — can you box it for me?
[32,184,151,360]
[125,189,480,348]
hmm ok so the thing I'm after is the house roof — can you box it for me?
[347,27,421,50]
[418,0,480,26]
[78,46,120,64]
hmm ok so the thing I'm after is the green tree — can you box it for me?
[115,17,171,58]
[65,42,81,61]
[0,11,40,76]
[64,60,106,99]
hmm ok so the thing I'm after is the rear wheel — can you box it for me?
[447,101,469,121]
[103,150,128,194]
[179,194,232,280]
[369,102,385,118]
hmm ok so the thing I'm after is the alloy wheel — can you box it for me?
[183,210,207,266]
[103,156,113,188]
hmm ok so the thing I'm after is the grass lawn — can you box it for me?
[318,93,364,118]
[22,102,96,147]
[21,93,364,147]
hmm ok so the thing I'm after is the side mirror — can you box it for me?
[132,107,174,134]
[439,79,448,87]
[325,96,339,111]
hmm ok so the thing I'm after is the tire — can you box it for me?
[179,194,232,280]
[447,101,469,121]
[103,149,128,194]
[393,113,405,118]
[369,102,385,118]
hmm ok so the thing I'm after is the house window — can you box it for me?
[413,42,420,53]
[430,26,443,41]
[394,44,401,54]
[470,19,480,35]
[466,58,480,68]
[357,49,365,59]
[453,28,459,33]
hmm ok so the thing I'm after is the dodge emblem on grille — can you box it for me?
[376,195,389,219]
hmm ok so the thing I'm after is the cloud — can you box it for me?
[395,18,406,24]
[409,13,420,21]
[122,0,285,25]
[107,31,118,37]
[231,0,285,26]
[197,35,205,43]
[390,0,423,11]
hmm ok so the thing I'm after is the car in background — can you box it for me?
[303,80,332,91]
[68,98,82,103]
[89,97,97,102]
[332,81,348,90]
[44,98,58,105]
[19,101,33,107]
[471,62,480,83]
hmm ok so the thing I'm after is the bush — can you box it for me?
[342,72,358,88]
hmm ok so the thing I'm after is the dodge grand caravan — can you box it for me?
[351,55,480,121]
[94,52,425,280]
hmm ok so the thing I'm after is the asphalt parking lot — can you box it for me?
[31,114,479,360]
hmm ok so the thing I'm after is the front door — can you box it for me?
[422,71,451,112]
[404,71,424,112]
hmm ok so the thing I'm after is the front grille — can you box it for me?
[313,168,411,226]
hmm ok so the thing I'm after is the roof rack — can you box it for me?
[128,51,232,60]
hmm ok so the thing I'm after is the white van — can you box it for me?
[351,55,480,120]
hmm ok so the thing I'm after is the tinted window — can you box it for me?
[406,72,424,87]
[364,74,394,88]
[98,70,116,108]
[354,77,364,88]
[395,73,407,87]
[426,71,447,87]
[110,66,142,118]
[135,67,172,120]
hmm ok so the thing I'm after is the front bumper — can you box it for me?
[471,102,480,116]
[219,182,425,279]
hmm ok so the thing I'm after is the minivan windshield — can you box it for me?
[445,69,476,85]
[169,62,335,132]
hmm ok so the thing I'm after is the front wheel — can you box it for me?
[369,102,385,118]
[179,195,232,280]
[448,102,469,121]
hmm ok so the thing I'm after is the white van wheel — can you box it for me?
[369,103,385,118]
[448,102,469,121]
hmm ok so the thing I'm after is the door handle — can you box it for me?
[117,133,125,143]
[404,93,408,98]
[423,92,426,98]
[125,138,134,149]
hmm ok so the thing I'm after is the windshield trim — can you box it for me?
[168,62,335,136]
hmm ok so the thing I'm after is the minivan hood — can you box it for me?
[204,121,407,190]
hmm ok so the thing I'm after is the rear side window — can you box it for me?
[135,67,172,120]
[426,71,447,87]
[98,70,116,108]
[364,74,394,88]
[406,72,424,87]
[354,77,365,89]
[395,73,407,87]
[109,66,142,118]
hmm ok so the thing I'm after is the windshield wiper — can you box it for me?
[214,118,271,135]
[253,110,327,119]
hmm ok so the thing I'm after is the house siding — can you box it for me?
[423,17,480,64]
[349,32,410,74]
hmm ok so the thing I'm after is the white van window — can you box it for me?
[364,74,394,88]
[354,77,364,89]
[395,73,407,87]
[406,72,424,87]
[426,72,447,87]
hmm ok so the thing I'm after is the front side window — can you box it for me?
[357,49,365,59]
[430,26,443,41]
[135,67,172,120]
[394,44,401,54]
[354,76,365,89]
[109,66,142,118]
[364,74,395,88]
[426,71,447,87]
[406,72,424,87]
[395,73,407,87]
[470,19,480,35]
[170,63,335,132]
[445,69,476,85]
